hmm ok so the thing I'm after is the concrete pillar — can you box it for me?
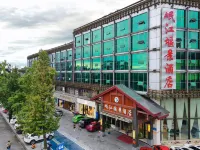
[132,108,139,150]
[153,119,161,145]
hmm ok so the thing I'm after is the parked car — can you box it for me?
[10,117,17,125]
[86,121,100,132]
[184,144,200,150]
[14,122,20,130]
[24,132,54,144]
[72,114,86,123]
[154,145,169,150]
[54,109,63,117]
[3,109,8,114]
[79,118,97,128]
[170,146,193,150]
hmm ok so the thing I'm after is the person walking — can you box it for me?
[6,141,11,150]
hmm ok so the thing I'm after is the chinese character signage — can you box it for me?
[161,9,176,89]
[103,103,132,118]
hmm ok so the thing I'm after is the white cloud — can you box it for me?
[0,0,139,68]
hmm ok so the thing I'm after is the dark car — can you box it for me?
[54,109,63,117]
[79,118,97,128]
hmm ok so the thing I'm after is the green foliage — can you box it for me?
[17,50,59,149]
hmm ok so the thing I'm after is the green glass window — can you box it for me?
[66,73,72,82]
[131,52,147,70]
[115,55,129,70]
[60,51,66,61]
[116,37,129,53]
[92,43,101,56]
[130,73,147,91]
[188,52,200,70]
[75,48,81,59]
[188,73,200,89]
[83,59,90,70]
[92,58,101,70]
[83,46,90,58]
[75,35,81,47]
[75,60,81,71]
[176,73,186,90]
[102,56,113,70]
[177,31,185,49]
[61,62,65,71]
[92,29,101,43]
[82,73,90,83]
[103,24,114,40]
[91,73,100,84]
[103,40,114,55]
[115,73,128,87]
[55,52,60,62]
[188,32,199,49]
[116,19,129,37]
[132,13,148,33]
[177,9,185,28]
[132,32,148,51]
[66,62,72,71]
[67,50,72,60]
[55,63,60,72]
[75,73,82,82]
[83,32,91,45]
[176,52,186,70]
[102,73,113,85]
[60,73,65,81]
[188,11,199,29]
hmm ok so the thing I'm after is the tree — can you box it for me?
[0,62,21,121]
[18,50,59,149]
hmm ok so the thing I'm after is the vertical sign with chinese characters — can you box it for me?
[161,9,176,89]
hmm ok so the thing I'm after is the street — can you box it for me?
[0,113,25,150]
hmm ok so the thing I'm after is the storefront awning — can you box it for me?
[101,111,132,123]
[91,84,169,119]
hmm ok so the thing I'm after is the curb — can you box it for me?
[0,112,28,150]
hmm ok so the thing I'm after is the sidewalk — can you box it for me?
[57,107,134,150]
[0,109,42,150]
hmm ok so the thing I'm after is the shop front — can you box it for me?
[77,98,96,118]
[54,91,76,112]
[91,84,169,147]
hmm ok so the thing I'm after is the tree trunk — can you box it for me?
[43,133,47,150]
[9,110,12,122]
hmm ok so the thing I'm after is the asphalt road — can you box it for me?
[0,113,25,150]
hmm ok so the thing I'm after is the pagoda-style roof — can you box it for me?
[91,84,169,119]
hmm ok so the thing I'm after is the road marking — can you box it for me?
[52,138,68,150]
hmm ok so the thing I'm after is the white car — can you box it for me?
[10,117,17,125]
[23,132,54,144]
[170,146,194,150]
[14,123,20,130]
[184,144,200,150]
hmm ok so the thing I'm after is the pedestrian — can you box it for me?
[6,141,11,150]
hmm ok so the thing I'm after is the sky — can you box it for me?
[0,0,139,68]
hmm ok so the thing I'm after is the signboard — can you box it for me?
[103,103,132,118]
[161,8,176,89]
[54,92,74,103]
[57,142,64,150]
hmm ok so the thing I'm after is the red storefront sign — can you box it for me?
[161,9,176,89]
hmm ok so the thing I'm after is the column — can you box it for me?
[153,119,161,145]
[132,108,139,150]
[147,117,153,146]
